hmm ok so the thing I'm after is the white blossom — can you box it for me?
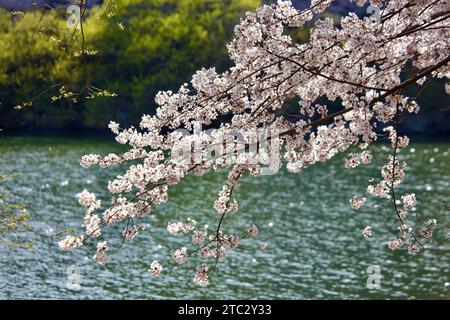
[398,224,412,238]
[388,238,403,251]
[108,121,120,134]
[401,193,417,210]
[192,229,207,245]
[167,222,182,236]
[77,190,100,209]
[249,224,258,238]
[93,241,109,265]
[80,154,100,168]
[426,219,437,227]
[123,225,142,241]
[172,247,188,264]
[58,235,84,250]
[148,260,163,277]
[84,213,101,238]
[360,151,373,165]
[408,242,420,255]
[362,226,372,238]
[420,229,432,239]
[193,265,209,287]
[345,153,360,169]
[350,196,366,210]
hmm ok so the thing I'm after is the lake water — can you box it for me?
[0,135,449,299]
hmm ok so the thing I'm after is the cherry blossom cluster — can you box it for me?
[59,0,449,284]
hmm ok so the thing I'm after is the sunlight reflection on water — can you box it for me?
[0,136,449,299]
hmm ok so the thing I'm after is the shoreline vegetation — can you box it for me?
[0,0,261,131]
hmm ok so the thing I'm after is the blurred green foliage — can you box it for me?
[0,0,260,130]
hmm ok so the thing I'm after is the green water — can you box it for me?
[0,135,449,299]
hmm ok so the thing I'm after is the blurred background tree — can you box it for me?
[0,0,260,130]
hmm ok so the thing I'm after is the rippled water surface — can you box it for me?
[0,135,449,299]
